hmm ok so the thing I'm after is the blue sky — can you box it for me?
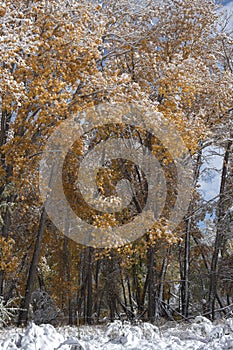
[197,1,232,224]
[221,0,233,29]
[221,0,233,5]
[198,147,223,202]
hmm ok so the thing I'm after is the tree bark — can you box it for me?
[208,140,232,320]
[18,207,47,325]
[181,144,203,318]
[86,247,93,324]
[147,245,156,322]
[63,236,72,324]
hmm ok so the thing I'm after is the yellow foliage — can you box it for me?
[0,237,18,272]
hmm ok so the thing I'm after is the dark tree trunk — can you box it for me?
[147,245,156,322]
[63,236,73,325]
[127,275,134,315]
[86,247,93,324]
[0,111,14,296]
[181,218,191,318]
[181,144,203,318]
[18,207,47,325]
[208,141,232,320]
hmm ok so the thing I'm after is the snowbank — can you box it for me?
[1,317,233,349]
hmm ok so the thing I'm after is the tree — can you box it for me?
[1,0,233,324]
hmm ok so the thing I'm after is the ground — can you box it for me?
[1,316,233,349]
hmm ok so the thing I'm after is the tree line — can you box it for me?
[0,0,233,325]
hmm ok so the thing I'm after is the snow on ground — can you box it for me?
[1,316,233,349]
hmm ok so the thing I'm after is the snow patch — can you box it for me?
[1,318,233,349]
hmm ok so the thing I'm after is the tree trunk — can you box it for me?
[86,247,93,324]
[127,275,134,315]
[132,261,144,314]
[18,207,47,325]
[208,140,232,320]
[147,245,156,322]
[181,144,203,318]
[0,110,13,296]
[181,218,191,318]
[63,236,73,324]
[0,206,11,295]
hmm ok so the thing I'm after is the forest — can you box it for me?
[1,0,233,329]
